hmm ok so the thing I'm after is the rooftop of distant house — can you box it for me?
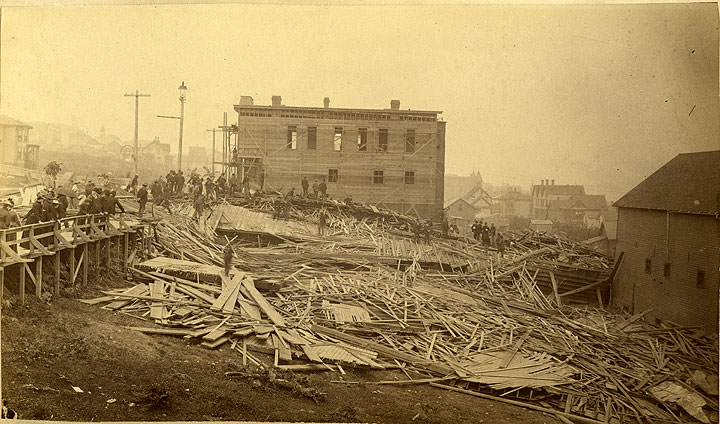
[614,150,720,215]
[532,180,585,197]
[0,115,31,128]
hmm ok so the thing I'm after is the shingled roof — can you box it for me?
[614,150,720,215]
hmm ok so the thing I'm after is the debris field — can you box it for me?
[80,193,719,424]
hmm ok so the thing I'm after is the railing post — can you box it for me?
[0,230,6,265]
[29,226,35,255]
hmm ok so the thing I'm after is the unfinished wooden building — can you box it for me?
[232,96,446,219]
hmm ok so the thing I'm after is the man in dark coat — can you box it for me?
[301,177,309,197]
[137,183,148,217]
[90,189,104,214]
[104,190,126,215]
[176,171,185,195]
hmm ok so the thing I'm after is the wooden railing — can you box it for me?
[0,213,142,303]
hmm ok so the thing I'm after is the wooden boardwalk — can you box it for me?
[0,214,147,304]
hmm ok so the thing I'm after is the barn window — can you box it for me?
[378,129,388,152]
[644,258,651,274]
[328,169,339,183]
[404,171,415,184]
[333,127,343,151]
[287,126,297,150]
[307,127,317,150]
[697,271,705,288]
[373,170,384,184]
[663,262,671,277]
[405,129,416,153]
[357,128,368,151]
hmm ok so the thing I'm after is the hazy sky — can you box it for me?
[1,3,717,199]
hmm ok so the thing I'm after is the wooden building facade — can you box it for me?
[233,97,446,219]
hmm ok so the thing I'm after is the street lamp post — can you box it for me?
[158,81,188,172]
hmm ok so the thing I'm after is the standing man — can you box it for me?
[104,190,126,216]
[489,224,497,245]
[471,220,479,241]
[90,189,104,214]
[496,233,506,258]
[318,209,327,235]
[301,177,309,198]
[137,183,148,217]
[242,175,251,196]
[0,200,21,252]
[126,174,139,194]
[311,180,319,199]
[319,180,327,200]
[177,171,185,196]
[56,192,69,220]
[193,191,205,220]
[223,243,234,277]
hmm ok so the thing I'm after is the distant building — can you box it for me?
[546,194,608,225]
[444,198,476,235]
[234,96,445,218]
[0,115,38,169]
[141,137,172,169]
[186,146,209,171]
[613,150,720,332]
[530,179,585,219]
[495,189,532,218]
[461,184,493,216]
[444,171,483,202]
[529,219,553,233]
[30,121,97,151]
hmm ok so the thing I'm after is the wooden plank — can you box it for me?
[272,332,292,362]
[430,383,604,424]
[54,251,61,296]
[312,324,454,376]
[19,262,25,304]
[106,284,147,310]
[241,275,286,326]
[124,326,195,336]
[212,274,242,311]
[35,256,43,297]
[549,271,562,307]
[202,336,230,349]
[149,281,163,319]
[222,280,242,314]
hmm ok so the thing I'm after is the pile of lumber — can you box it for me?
[83,195,717,424]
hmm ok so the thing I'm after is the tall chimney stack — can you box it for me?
[271,96,282,107]
[324,97,330,108]
[390,100,400,110]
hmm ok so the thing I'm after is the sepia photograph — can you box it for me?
[0,1,718,422]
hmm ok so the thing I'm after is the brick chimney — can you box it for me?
[324,97,330,108]
[390,100,400,110]
[271,96,282,107]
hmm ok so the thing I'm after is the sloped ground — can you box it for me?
[1,294,556,423]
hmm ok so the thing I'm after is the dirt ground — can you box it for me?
[2,288,560,423]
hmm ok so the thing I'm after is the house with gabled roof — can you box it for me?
[612,150,720,332]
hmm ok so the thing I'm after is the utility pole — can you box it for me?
[177,81,187,171]
[206,128,218,175]
[124,90,151,176]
